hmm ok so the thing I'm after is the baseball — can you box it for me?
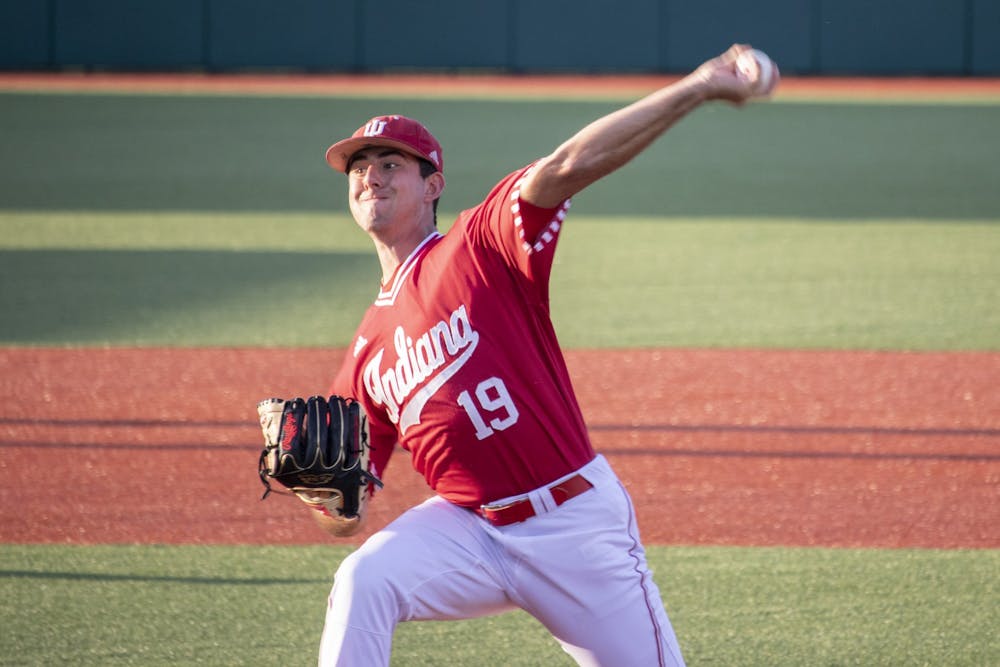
[736,48,779,97]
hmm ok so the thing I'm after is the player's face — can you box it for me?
[346,149,430,235]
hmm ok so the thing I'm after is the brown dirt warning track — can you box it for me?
[2,71,1000,102]
[1,347,997,549]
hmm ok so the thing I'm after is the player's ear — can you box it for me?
[424,171,445,202]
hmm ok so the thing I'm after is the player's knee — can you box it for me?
[333,548,383,597]
[329,548,405,621]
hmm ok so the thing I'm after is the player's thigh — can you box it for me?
[334,495,515,622]
[510,481,683,665]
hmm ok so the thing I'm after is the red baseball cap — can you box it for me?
[325,115,443,173]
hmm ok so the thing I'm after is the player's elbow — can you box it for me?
[521,151,595,208]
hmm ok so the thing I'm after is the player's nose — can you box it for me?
[360,164,382,189]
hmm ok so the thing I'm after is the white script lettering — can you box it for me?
[363,305,478,431]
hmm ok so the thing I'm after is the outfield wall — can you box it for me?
[2,0,999,75]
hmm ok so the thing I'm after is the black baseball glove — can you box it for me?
[257,395,382,520]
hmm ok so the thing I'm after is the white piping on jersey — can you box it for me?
[509,173,571,255]
[374,231,443,307]
[352,335,368,358]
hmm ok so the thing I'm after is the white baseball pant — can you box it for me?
[318,455,685,666]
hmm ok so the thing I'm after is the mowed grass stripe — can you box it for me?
[1,213,998,350]
[3,94,999,220]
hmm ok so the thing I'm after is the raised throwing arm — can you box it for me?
[520,44,773,209]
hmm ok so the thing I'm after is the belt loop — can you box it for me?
[528,489,555,515]
[540,488,559,513]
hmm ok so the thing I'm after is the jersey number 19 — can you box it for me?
[457,376,519,440]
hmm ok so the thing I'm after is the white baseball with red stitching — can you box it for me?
[737,48,779,97]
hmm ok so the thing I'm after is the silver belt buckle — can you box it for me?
[480,499,521,512]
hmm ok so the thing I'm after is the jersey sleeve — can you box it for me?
[466,164,571,296]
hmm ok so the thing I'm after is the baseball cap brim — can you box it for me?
[325,115,443,174]
[325,137,433,173]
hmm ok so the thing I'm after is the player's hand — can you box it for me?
[689,44,757,105]
[295,488,366,537]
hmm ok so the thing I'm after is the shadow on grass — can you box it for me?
[0,570,326,585]
[0,248,376,345]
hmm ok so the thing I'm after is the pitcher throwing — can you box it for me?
[258,44,778,666]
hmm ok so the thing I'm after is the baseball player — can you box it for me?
[294,45,772,666]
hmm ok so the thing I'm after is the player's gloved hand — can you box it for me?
[257,395,382,535]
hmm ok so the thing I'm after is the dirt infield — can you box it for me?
[1,347,997,549]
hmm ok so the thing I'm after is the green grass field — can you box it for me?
[2,212,998,349]
[2,545,997,666]
[1,87,998,665]
[2,92,999,350]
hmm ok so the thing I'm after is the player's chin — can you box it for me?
[350,206,385,231]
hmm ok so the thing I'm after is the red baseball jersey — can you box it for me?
[330,164,595,507]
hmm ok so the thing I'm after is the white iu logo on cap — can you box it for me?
[364,120,388,137]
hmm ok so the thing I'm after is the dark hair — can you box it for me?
[418,158,441,224]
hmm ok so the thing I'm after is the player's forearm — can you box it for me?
[566,74,709,173]
[521,73,710,208]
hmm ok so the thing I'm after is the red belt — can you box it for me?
[476,474,593,527]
